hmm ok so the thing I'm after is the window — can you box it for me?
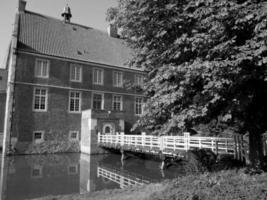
[68,165,78,175]
[33,88,48,111]
[33,131,44,143]
[93,68,104,85]
[113,71,123,87]
[70,64,82,82]
[69,131,79,141]
[112,95,122,111]
[92,93,104,110]
[31,165,43,178]
[135,97,143,115]
[69,91,81,113]
[103,123,115,134]
[135,74,144,87]
[35,59,49,78]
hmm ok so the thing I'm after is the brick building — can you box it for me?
[0,68,8,148]
[3,1,144,154]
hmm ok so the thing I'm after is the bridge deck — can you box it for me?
[98,132,245,159]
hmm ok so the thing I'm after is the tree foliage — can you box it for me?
[107,0,267,167]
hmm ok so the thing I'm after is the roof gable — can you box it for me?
[18,11,135,69]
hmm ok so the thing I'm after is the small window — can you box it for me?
[113,71,123,87]
[135,74,144,87]
[31,165,43,178]
[112,95,122,111]
[69,131,79,141]
[69,91,81,113]
[33,88,48,111]
[68,165,78,175]
[33,131,44,143]
[93,68,104,85]
[92,93,104,110]
[135,97,144,115]
[35,59,49,78]
[70,64,82,82]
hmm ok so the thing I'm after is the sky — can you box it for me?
[0,0,118,68]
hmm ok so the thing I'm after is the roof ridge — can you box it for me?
[23,10,110,36]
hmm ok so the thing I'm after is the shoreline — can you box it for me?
[34,169,267,200]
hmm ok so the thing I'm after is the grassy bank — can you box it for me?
[37,170,267,200]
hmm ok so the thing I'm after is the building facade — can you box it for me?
[3,1,145,154]
[0,68,8,148]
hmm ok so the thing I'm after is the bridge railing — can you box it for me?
[97,166,150,188]
[98,132,245,158]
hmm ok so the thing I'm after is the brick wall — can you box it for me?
[0,68,7,134]
[11,53,143,153]
[0,93,6,133]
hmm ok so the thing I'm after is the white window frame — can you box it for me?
[69,131,79,141]
[33,131,44,144]
[135,74,144,87]
[92,93,104,110]
[113,71,123,88]
[93,68,104,85]
[34,59,50,78]
[112,95,123,111]
[70,64,82,82]
[135,97,144,115]
[69,91,82,113]
[33,87,48,112]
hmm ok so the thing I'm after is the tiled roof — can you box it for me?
[18,11,136,69]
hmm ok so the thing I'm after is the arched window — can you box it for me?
[105,126,111,134]
[103,123,115,135]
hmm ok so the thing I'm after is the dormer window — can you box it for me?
[34,59,49,78]
[70,64,82,82]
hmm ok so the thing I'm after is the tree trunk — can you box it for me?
[248,129,264,168]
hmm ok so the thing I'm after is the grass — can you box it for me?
[35,170,267,200]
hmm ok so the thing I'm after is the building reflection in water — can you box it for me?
[0,153,184,200]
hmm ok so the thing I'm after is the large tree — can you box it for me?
[107,0,267,168]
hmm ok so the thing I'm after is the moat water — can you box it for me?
[0,153,186,200]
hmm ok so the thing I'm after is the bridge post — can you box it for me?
[159,136,164,152]
[215,140,219,155]
[115,132,119,146]
[263,134,267,156]
[141,132,146,147]
[159,152,166,170]
[121,132,125,147]
[184,132,190,151]
[120,148,125,161]
[97,132,100,144]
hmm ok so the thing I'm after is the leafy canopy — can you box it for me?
[107,0,267,136]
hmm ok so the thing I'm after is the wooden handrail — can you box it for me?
[98,132,245,158]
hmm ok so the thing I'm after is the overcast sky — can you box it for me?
[0,0,118,68]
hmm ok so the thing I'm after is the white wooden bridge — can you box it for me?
[98,132,246,161]
[97,166,151,189]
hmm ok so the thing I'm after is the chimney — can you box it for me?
[61,4,72,23]
[107,24,118,38]
[18,0,26,13]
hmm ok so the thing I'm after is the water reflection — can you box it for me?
[0,153,184,200]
